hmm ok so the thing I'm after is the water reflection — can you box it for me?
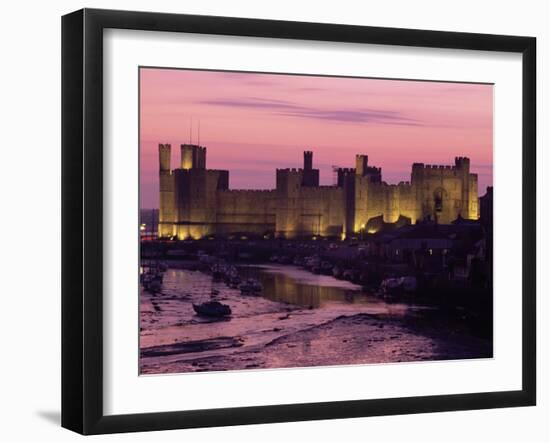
[239,265,372,308]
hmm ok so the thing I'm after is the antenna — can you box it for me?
[189,117,192,144]
[198,120,201,146]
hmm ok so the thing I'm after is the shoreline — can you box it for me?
[140,266,491,375]
[140,311,492,374]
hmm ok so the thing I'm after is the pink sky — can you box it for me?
[140,68,493,208]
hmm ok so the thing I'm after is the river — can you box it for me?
[139,264,491,374]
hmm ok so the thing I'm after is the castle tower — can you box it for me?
[198,147,206,169]
[304,151,313,170]
[356,155,368,176]
[301,150,319,187]
[180,144,207,169]
[159,143,171,172]
[455,156,471,218]
[454,156,470,174]
[158,144,175,237]
[180,144,193,169]
[276,168,304,238]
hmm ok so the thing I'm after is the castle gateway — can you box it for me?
[157,144,479,240]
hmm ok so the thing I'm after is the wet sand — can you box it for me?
[140,266,491,374]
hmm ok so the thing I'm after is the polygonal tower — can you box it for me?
[158,144,175,237]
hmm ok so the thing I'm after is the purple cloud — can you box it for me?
[197,97,421,126]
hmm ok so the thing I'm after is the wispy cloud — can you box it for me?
[217,72,281,87]
[198,97,292,110]
[197,97,421,126]
[276,110,421,125]
[293,86,325,92]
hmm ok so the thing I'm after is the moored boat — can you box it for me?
[192,301,232,318]
[380,276,417,297]
[239,278,263,294]
[320,261,333,275]
[143,278,162,294]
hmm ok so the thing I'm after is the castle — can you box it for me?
[157,144,479,240]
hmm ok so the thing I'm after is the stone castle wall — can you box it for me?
[216,189,277,235]
[157,145,480,240]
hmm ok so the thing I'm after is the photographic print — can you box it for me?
[139,68,494,375]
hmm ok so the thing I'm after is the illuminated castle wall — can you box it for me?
[158,144,479,239]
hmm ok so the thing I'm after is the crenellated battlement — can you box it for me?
[372,180,412,189]
[220,189,276,194]
[416,163,457,170]
[454,156,471,170]
[338,167,355,174]
[277,168,304,173]
[410,162,465,180]
[455,156,470,163]
[299,185,341,191]
[425,164,453,171]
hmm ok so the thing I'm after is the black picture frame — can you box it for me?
[61,8,536,435]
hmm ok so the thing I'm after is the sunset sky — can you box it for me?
[140,68,493,208]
